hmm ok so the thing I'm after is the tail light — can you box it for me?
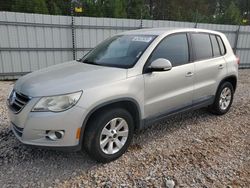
[236,56,240,65]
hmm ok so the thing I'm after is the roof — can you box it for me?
[122,27,223,36]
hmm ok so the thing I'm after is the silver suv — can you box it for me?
[7,28,238,162]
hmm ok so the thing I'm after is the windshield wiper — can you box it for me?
[81,59,100,65]
[76,58,82,62]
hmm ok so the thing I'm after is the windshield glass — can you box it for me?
[81,35,156,68]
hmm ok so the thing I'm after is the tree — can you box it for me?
[12,0,49,14]
[3,0,248,25]
[33,0,49,14]
[113,0,127,18]
[217,1,241,24]
[127,0,147,19]
[46,0,62,15]
[0,0,13,11]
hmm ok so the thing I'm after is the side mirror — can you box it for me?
[148,58,172,72]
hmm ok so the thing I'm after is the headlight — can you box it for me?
[32,91,82,112]
[7,87,14,99]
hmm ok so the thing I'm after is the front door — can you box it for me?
[144,33,194,119]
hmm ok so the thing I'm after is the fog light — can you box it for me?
[46,130,65,141]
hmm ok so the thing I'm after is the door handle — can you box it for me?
[218,64,224,69]
[185,72,194,77]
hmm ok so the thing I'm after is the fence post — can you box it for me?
[140,8,143,28]
[194,22,198,28]
[71,3,76,60]
[194,9,198,28]
[234,25,240,54]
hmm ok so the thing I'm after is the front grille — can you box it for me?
[12,123,24,137]
[8,90,30,113]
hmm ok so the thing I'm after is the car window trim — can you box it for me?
[216,35,227,56]
[215,36,223,55]
[209,35,214,57]
[187,33,195,62]
[210,34,222,58]
[143,32,191,74]
[190,32,227,63]
[190,32,214,61]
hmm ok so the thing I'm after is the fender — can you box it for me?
[78,97,143,149]
[216,75,237,94]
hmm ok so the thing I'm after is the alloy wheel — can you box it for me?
[99,117,129,154]
[219,87,232,110]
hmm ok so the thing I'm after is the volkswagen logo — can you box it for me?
[9,91,16,105]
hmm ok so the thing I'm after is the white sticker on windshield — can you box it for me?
[132,36,153,43]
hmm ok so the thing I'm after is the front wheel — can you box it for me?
[209,82,234,115]
[83,108,134,163]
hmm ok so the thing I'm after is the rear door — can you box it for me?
[191,33,227,104]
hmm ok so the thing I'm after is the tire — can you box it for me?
[83,108,134,163]
[209,81,234,115]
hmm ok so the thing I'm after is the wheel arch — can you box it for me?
[217,75,237,93]
[79,98,142,148]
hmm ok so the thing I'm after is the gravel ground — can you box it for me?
[0,70,249,188]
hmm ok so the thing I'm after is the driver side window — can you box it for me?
[148,33,189,67]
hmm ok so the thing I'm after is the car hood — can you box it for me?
[14,61,127,97]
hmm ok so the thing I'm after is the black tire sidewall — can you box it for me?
[213,82,234,115]
[84,108,134,163]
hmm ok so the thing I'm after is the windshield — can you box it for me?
[81,35,156,68]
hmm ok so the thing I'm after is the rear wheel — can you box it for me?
[209,82,234,115]
[83,108,134,163]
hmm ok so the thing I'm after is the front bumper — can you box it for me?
[8,97,87,150]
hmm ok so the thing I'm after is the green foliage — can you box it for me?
[0,0,13,11]
[1,0,248,25]
[214,1,241,24]
[113,0,127,18]
[33,0,49,14]
[12,0,48,14]
[224,1,241,24]
[127,0,148,19]
[47,1,63,15]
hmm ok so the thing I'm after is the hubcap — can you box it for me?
[99,117,129,154]
[219,87,232,110]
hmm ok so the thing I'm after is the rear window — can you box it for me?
[210,35,221,57]
[191,33,213,61]
[216,36,226,55]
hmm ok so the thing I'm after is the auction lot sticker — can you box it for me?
[132,36,153,43]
